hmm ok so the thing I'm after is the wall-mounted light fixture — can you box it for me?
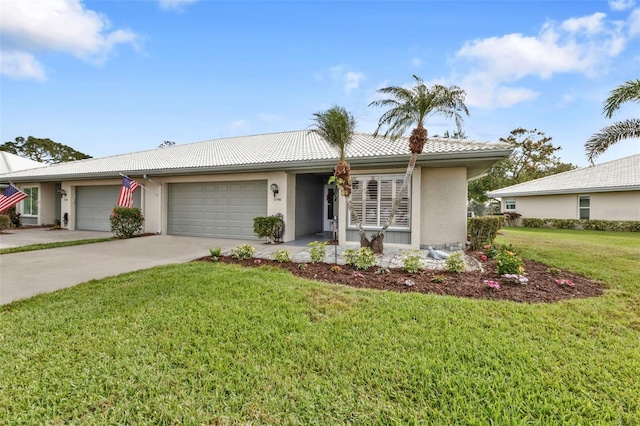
[57,189,67,198]
[270,183,279,198]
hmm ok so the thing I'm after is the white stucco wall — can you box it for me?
[508,191,640,221]
[591,191,640,221]
[420,167,468,247]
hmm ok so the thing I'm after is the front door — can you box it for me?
[323,184,337,233]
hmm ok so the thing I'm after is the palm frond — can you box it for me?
[585,118,640,163]
[370,76,469,140]
[308,106,356,160]
[603,79,640,119]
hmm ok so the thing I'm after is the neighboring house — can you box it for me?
[0,152,47,225]
[487,154,640,221]
[0,131,511,248]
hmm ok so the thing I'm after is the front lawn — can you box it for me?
[1,229,639,424]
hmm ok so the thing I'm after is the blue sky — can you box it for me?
[1,0,639,167]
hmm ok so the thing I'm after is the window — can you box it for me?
[349,175,410,229]
[21,187,39,216]
[579,195,590,220]
[505,198,516,210]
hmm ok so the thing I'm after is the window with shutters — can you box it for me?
[348,175,410,229]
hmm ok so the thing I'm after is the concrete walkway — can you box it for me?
[0,228,476,305]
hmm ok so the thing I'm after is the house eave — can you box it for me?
[0,148,513,183]
[488,185,640,198]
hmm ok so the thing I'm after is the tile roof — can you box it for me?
[487,154,640,197]
[0,130,510,181]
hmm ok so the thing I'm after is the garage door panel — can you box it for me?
[168,180,267,239]
[76,186,142,232]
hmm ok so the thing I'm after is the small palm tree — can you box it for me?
[367,75,469,251]
[585,79,640,163]
[309,106,367,241]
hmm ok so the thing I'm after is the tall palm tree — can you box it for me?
[308,106,367,242]
[367,75,469,251]
[585,79,640,164]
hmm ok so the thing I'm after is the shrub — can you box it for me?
[622,221,640,232]
[444,252,466,273]
[483,244,499,258]
[307,241,327,263]
[253,216,282,242]
[7,205,21,228]
[0,214,10,233]
[522,218,547,228]
[495,250,525,275]
[503,211,522,227]
[582,220,623,231]
[401,250,423,273]
[209,247,222,262]
[468,216,503,250]
[551,219,578,229]
[374,267,390,275]
[432,274,446,283]
[342,247,376,270]
[109,207,144,239]
[271,249,291,263]
[231,244,255,260]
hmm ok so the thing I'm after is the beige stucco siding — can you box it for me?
[420,167,467,246]
[587,191,639,220]
[509,191,640,220]
[509,194,578,219]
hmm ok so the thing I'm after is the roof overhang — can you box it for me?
[0,148,513,183]
[487,186,640,198]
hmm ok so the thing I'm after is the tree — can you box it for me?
[0,136,91,164]
[585,79,640,163]
[308,106,367,242]
[159,140,176,148]
[367,75,469,252]
[469,128,576,204]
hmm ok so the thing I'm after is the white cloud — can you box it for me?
[323,65,366,94]
[0,0,140,80]
[495,87,540,107]
[454,11,631,108]
[609,0,635,11]
[158,0,199,11]
[0,51,45,81]
[629,8,640,35]
[344,72,365,94]
[411,57,422,67]
[560,12,607,34]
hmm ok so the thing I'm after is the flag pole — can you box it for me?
[118,173,147,189]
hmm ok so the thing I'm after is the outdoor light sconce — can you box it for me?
[57,189,67,198]
[270,183,279,198]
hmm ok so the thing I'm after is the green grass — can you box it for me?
[0,238,114,255]
[1,229,639,424]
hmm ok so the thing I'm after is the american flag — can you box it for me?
[0,184,29,213]
[116,176,141,208]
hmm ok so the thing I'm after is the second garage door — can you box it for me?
[167,181,267,239]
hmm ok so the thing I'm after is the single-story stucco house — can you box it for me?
[487,154,640,221]
[0,131,511,248]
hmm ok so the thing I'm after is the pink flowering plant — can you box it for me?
[484,280,500,291]
[556,279,575,287]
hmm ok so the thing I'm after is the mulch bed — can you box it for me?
[199,251,604,304]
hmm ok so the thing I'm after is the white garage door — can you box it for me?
[167,181,267,239]
[76,186,141,231]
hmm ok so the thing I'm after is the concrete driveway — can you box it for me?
[0,229,309,305]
